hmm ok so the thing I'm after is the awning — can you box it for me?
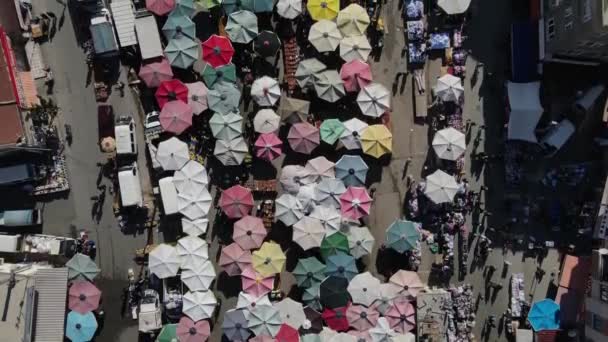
[90,18,119,55]
[558,255,590,291]
[135,15,163,60]
[16,71,39,108]
[110,0,137,48]
[34,268,68,342]
[507,81,543,143]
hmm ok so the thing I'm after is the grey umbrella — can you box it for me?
[207,82,241,114]
[335,155,369,187]
[223,309,251,341]
[296,58,326,88]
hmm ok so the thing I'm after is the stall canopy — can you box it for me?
[507,81,543,143]
[90,17,119,56]
[110,0,137,48]
[135,15,163,60]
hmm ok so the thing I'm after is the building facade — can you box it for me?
[586,248,608,341]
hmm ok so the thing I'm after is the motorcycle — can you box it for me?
[65,124,72,145]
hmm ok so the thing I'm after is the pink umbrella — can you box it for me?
[349,331,372,341]
[340,60,372,92]
[241,266,274,297]
[250,335,277,342]
[219,242,252,276]
[68,281,101,314]
[388,270,424,298]
[219,185,254,219]
[255,133,283,161]
[287,122,320,155]
[138,58,174,88]
[186,82,209,115]
[176,316,211,342]
[146,0,175,16]
[340,186,372,220]
[233,215,267,250]
[347,304,380,331]
[385,298,416,333]
[160,100,193,135]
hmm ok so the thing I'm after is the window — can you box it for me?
[582,0,592,23]
[601,284,608,303]
[564,6,573,18]
[547,18,556,40]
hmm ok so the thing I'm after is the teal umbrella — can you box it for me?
[207,82,241,114]
[66,311,98,342]
[320,119,345,145]
[66,253,100,281]
[202,63,237,88]
[302,282,322,311]
[172,0,197,17]
[325,252,358,281]
[157,324,178,342]
[252,0,274,12]
[386,220,421,253]
[223,0,254,14]
[162,13,196,40]
[293,257,326,288]
[209,112,243,140]
[335,155,368,187]
[226,10,259,44]
[320,232,350,260]
[528,299,560,331]
[165,36,200,69]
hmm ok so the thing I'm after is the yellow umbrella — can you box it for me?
[361,124,392,158]
[252,241,287,277]
[337,4,370,37]
[307,0,340,21]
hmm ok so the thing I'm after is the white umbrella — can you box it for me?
[424,169,459,204]
[236,291,272,319]
[275,298,307,328]
[182,290,217,321]
[304,156,335,183]
[178,186,212,220]
[314,70,345,103]
[432,127,466,161]
[393,333,416,342]
[310,205,341,234]
[251,76,281,107]
[149,244,181,279]
[280,165,311,193]
[348,226,375,258]
[275,193,305,226]
[254,109,281,134]
[293,216,326,250]
[375,284,399,314]
[331,333,357,342]
[181,260,216,291]
[357,83,391,118]
[181,217,209,236]
[434,74,464,102]
[348,272,381,307]
[173,160,209,195]
[156,137,190,171]
[248,304,282,337]
[340,118,368,150]
[176,236,209,269]
[214,137,248,166]
[370,317,397,342]
[340,35,371,62]
[314,178,346,209]
[296,184,317,214]
[209,112,243,141]
[277,0,302,19]
[309,20,342,52]
[437,0,471,15]
[296,58,327,89]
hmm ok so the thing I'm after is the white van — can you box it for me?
[158,177,178,215]
[118,163,143,207]
[115,116,137,155]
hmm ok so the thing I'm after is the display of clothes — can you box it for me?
[430,32,451,49]
[404,0,424,20]
[408,42,427,64]
[407,20,425,41]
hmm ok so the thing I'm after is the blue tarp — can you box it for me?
[511,21,538,83]
[0,210,34,226]
[90,21,118,55]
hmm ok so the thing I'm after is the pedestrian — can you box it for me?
[115,81,125,97]
[44,66,54,94]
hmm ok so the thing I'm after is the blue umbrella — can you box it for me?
[335,155,368,187]
[302,282,322,311]
[165,36,200,69]
[172,0,197,17]
[66,311,98,342]
[162,13,196,40]
[325,252,358,282]
[528,299,560,331]
[252,0,274,12]
[386,220,421,253]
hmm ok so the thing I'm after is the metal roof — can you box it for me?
[110,0,137,47]
[135,15,163,60]
[34,268,68,342]
[90,19,119,55]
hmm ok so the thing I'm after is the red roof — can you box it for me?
[559,255,591,291]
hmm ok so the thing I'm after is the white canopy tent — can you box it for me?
[507,82,543,143]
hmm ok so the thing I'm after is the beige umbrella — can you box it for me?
[253,109,281,134]
[337,4,370,37]
[279,97,310,123]
[214,137,249,166]
[100,137,116,153]
[296,58,327,89]
[357,83,391,118]
[251,76,281,107]
[314,70,345,103]
[309,20,342,53]
[340,35,372,62]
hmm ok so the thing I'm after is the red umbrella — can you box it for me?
[156,79,189,109]
[322,305,350,332]
[255,133,283,161]
[233,215,267,250]
[202,35,235,68]
[160,100,193,135]
[385,298,416,333]
[275,324,300,342]
[340,60,372,92]
[219,185,254,219]
[287,122,320,155]
[139,58,174,88]
[176,316,211,342]
[146,0,175,16]
[219,242,252,276]
[68,281,101,314]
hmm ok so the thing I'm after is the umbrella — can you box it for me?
[223,309,251,341]
[347,332,368,342]
[156,79,189,109]
[528,299,560,331]
[303,156,335,183]
[255,31,281,57]
[173,160,208,194]
[279,97,310,123]
[252,76,281,107]
[226,10,259,44]
[146,0,176,15]
[276,298,307,328]
[437,0,471,14]
[432,127,466,161]
[310,206,341,234]
[374,284,398,314]
[347,304,380,331]
[214,137,248,166]
[307,0,339,20]
[320,119,346,145]
[288,122,320,154]
[348,226,375,259]
[280,165,311,194]
[361,124,392,158]
[68,281,101,314]
[209,112,243,141]
[66,311,98,342]
[319,328,338,341]
[340,60,372,92]
[385,298,415,333]
[242,266,275,297]
[149,244,181,279]
[165,35,199,69]
[177,317,211,342]
[322,306,350,331]
[275,324,300,342]
[202,63,237,88]
[252,241,286,277]
[139,58,173,88]
[337,4,370,36]
[392,333,416,342]
[434,74,464,102]
[388,270,424,298]
[424,169,459,204]
[220,185,254,219]
[254,109,281,133]
[255,133,283,161]
[277,0,302,19]
[251,335,278,342]
[348,272,381,307]
[340,35,371,62]
[275,193,305,226]
[156,137,189,171]
[185,82,208,114]
[293,216,326,251]
[335,155,368,187]
[220,243,252,276]
[325,252,358,281]
[160,100,193,135]
[370,317,396,342]
[293,257,326,288]
[202,35,235,68]
[302,306,324,334]
[296,58,327,89]
[249,305,283,337]
[162,13,196,39]
[222,0,254,13]
[357,83,390,118]
[181,217,209,236]
[309,20,342,52]
[236,291,272,318]
[181,260,216,291]
[314,70,345,103]
[101,137,117,152]
[177,235,209,269]
[178,186,212,219]
[173,0,196,17]
[157,324,178,342]
[233,215,267,250]
[320,232,350,259]
[66,253,100,281]
[315,179,346,209]
[340,118,368,150]
[297,184,317,214]
[202,0,222,9]
[183,290,217,321]
[251,0,274,12]
[303,282,323,311]
[386,220,420,254]
[340,186,372,220]
[207,82,241,114]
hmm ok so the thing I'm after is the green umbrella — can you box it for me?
[202,63,237,88]
[226,10,259,44]
[293,257,326,288]
[172,0,197,17]
[320,232,350,260]
[319,275,350,309]
[156,324,177,342]
[66,253,100,281]
[205,0,223,9]
[320,119,345,145]
[209,112,243,140]
[165,35,200,69]
[162,13,196,40]
[302,282,322,311]
[386,220,421,253]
